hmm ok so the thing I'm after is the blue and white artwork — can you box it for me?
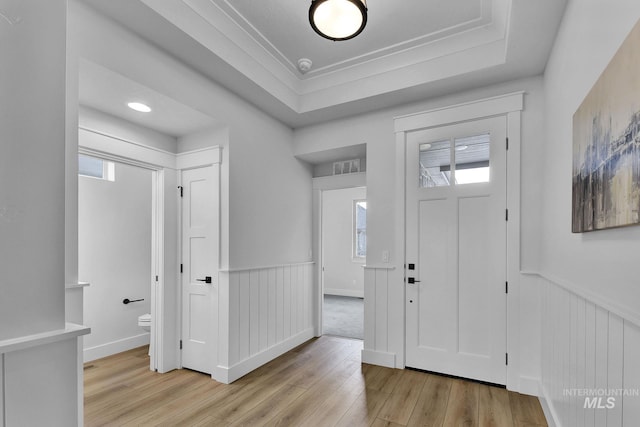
[572,19,640,232]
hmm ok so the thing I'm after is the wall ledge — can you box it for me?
[65,282,90,289]
[521,270,640,328]
[0,323,90,355]
[362,265,396,270]
[219,261,314,273]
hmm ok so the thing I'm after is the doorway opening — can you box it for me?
[321,187,366,340]
[78,151,161,368]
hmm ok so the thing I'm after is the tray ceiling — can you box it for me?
[80,0,567,127]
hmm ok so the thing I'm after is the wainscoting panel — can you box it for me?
[539,274,640,427]
[362,266,396,368]
[217,262,314,383]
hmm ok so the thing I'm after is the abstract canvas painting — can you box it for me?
[572,19,640,232]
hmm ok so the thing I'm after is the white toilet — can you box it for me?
[138,313,151,332]
[138,313,152,356]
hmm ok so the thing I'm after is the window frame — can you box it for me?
[78,154,115,181]
[352,199,367,261]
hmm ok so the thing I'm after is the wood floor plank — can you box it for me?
[335,388,390,427]
[377,369,427,425]
[301,369,367,427]
[285,339,361,389]
[478,384,513,427]
[366,366,404,394]
[406,373,452,427]
[509,393,548,426]
[263,358,362,426]
[442,379,479,427]
[227,384,307,427]
[371,418,405,427]
[84,339,549,427]
[121,378,223,426]
[89,371,208,425]
[86,370,199,418]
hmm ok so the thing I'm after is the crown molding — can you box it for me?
[140,0,512,114]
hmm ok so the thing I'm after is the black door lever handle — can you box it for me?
[407,277,421,284]
[196,276,212,284]
[123,298,144,304]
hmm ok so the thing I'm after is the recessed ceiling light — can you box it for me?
[127,102,151,113]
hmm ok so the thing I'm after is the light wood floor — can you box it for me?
[84,337,547,426]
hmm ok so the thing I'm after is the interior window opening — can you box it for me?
[79,154,116,181]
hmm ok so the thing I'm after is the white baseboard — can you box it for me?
[518,375,541,396]
[539,385,560,427]
[84,333,150,362]
[361,349,396,368]
[214,328,315,384]
[324,288,364,298]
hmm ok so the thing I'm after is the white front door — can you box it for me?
[181,165,219,374]
[405,116,507,385]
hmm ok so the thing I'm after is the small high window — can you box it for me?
[353,200,367,259]
[78,154,115,181]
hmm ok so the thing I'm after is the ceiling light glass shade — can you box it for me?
[309,0,367,41]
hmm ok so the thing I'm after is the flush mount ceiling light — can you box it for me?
[309,0,367,41]
[127,102,152,113]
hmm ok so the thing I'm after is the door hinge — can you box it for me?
[178,186,183,197]
[505,209,509,221]
[180,264,183,274]
[506,353,509,366]
[505,281,509,294]
[180,340,182,350]
[155,275,159,282]
[506,137,509,151]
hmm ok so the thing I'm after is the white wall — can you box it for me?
[0,0,67,340]
[541,0,640,325]
[227,122,313,269]
[0,1,86,426]
[80,105,177,153]
[177,126,227,153]
[79,161,153,361]
[322,187,366,298]
[539,0,640,425]
[295,77,545,387]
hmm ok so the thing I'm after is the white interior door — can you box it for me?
[405,116,507,385]
[181,165,219,374]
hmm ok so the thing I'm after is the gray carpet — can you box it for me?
[323,295,364,340]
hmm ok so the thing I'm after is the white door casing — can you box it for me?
[405,116,507,385]
[181,165,219,374]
